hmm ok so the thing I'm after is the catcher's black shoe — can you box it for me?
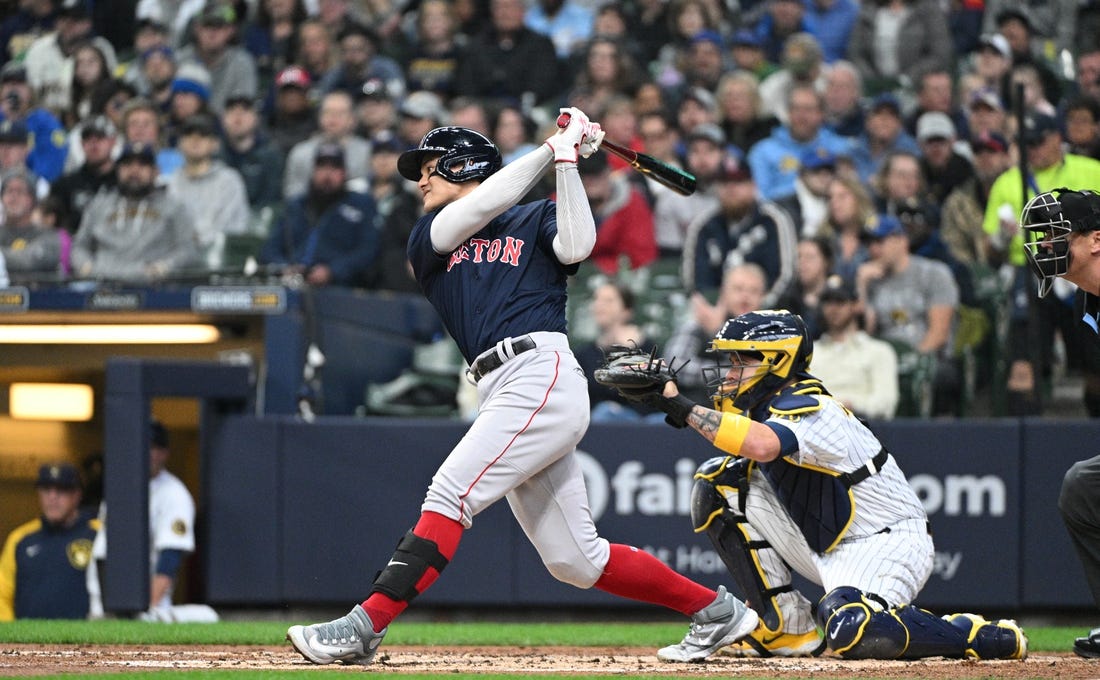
[1074,627,1100,659]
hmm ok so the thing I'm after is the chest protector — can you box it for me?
[755,381,889,554]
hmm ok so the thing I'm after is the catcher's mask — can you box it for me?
[397,126,502,183]
[703,309,813,412]
[1022,188,1100,297]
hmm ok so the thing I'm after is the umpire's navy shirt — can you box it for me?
[408,200,577,364]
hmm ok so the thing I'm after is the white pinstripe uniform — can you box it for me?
[718,395,932,635]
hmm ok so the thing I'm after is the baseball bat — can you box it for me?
[556,113,697,196]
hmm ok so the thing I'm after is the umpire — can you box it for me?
[1021,188,1100,657]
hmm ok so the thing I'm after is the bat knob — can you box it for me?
[556,113,570,129]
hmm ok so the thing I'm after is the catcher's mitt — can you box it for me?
[594,345,674,401]
[593,345,696,428]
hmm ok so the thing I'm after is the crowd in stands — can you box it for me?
[1,0,1099,416]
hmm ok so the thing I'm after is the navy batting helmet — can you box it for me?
[397,126,502,183]
[1021,188,1100,297]
[703,309,813,412]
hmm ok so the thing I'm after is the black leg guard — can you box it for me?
[692,456,790,633]
[818,586,967,659]
[370,530,449,602]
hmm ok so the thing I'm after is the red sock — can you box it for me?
[361,511,463,632]
[594,543,716,616]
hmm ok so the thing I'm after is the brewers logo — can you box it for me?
[172,519,188,536]
[67,538,93,570]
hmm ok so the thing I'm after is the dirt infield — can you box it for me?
[2,644,1098,677]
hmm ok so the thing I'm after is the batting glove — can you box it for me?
[545,107,590,163]
[579,123,605,159]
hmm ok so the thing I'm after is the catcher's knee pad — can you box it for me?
[692,456,788,632]
[819,587,966,660]
[371,530,449,602]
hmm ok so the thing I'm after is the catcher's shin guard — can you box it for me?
[691,456,789,634]
[371,531,450,603]
[818,586,966,659]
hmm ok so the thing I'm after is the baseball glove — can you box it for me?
[593,345,696,427]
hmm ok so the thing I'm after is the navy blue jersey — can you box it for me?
[408,199,578,363]
[0,509,98,620]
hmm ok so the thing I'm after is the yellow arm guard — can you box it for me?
[714,412,752,454]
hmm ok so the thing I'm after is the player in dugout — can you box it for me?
[285,108,761,665]
[595,308,1028,660]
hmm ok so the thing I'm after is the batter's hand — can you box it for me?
[545,107,590,163]
[579,123,605,158]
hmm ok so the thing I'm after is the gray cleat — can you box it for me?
[657,586,760,662]
[286,604,386,665]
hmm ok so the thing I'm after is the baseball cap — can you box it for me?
[731,29,762,49]
[36,462,81,489]
[864,214,905,240]
[399,90,446,121]
[359,77,391,101]
[715,155,752,183]
[118,141,157,164]
[58,0,90,18]
[179,112,218,137]
[314,141,345,167]
[0,62,27,83]
[150,419,169,448]
[0,119,29,144]
[275,66,311,90]
[970,130,1008,153]
[690,30,724,49]
[995,7,1031,30]
[681,86,717,113]
[687,122,726,147]
[136,16,169,32]
[968,87,1004,112]
[800,146,836,171]
[141,44,174,63]
[916,111,956,142]
[370,130,405,154]
[82,115,116,139]
[868,92,901,116]
[224,94,257,109]
[197,2,236,25]
[819,275,857,303]
[1021,112,1060,146]
[978,33,1011,59]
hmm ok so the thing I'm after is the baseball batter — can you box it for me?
[286,109,758,665]
[616,309,1028,660]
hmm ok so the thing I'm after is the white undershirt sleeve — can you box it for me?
[430,145,555,254]
[550,162,597,264]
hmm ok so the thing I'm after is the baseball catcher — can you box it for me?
[598,309,1028,661]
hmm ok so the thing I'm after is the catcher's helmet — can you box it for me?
[703,309,813,412]
[1021,188,1100,297]
[397,126,502,183]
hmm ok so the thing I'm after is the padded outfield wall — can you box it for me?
[194,416,1095,613]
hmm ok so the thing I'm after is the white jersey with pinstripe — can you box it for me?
[720,395,933,633]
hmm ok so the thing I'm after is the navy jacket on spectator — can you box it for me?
[260,189,381,286]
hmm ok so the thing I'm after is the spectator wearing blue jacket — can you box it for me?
[747,84,850,200]
[0,63,66,182]
[848,93,920,183]
[261,142,380,288]
[802,0,859,63]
